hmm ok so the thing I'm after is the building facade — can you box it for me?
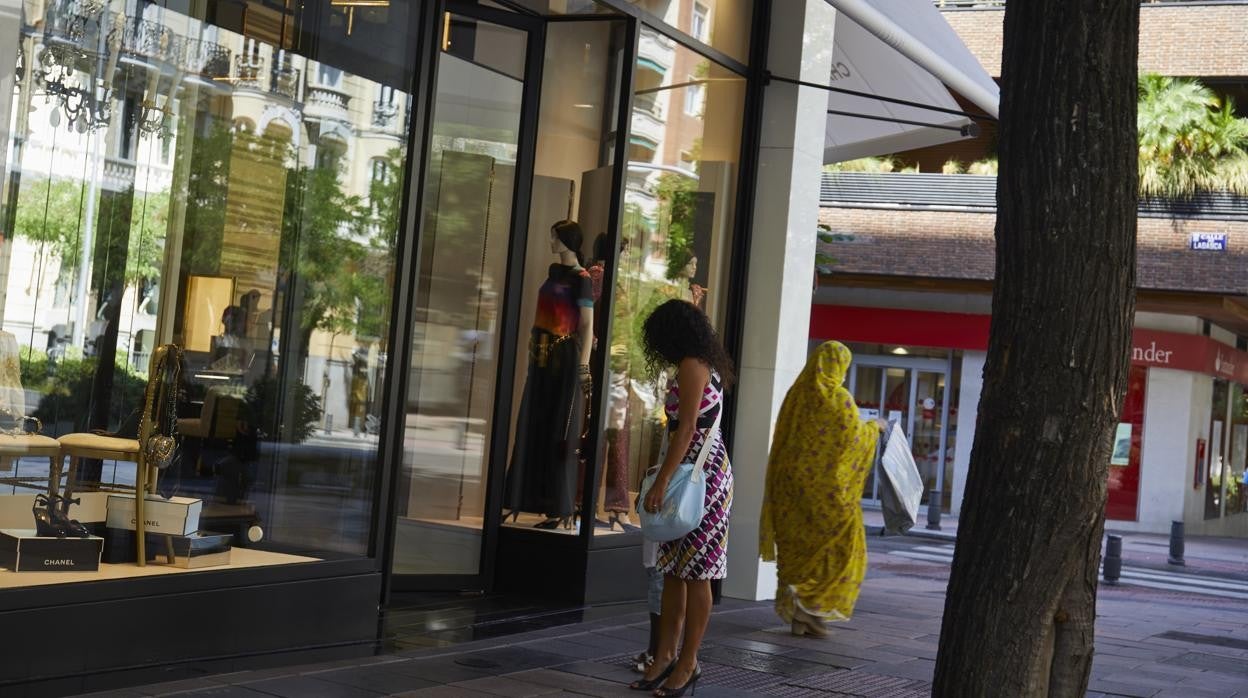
[817,0,1248,538]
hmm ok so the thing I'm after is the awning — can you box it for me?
[822,0,1000,164]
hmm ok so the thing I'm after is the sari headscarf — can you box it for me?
[759,341,879,623]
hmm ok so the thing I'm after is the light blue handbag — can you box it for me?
[639,409,721,542]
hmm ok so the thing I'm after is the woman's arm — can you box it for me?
[643,358,710,513]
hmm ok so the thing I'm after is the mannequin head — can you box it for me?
[681,255,698,280]
[592,233,611,266]
[551,220,584,265]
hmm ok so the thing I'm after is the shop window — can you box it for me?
[1209,381,1247,519]
[692,3,710,42]
[625,0,753,64]
[1107,366,1147,521]
[1205,380,1231,519]
[586,30,745,539]
[0,0,412,586]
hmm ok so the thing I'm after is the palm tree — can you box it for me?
[1138,74,1248,197]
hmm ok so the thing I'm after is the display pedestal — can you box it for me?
[102,529,232,568]
[0,529,104,572]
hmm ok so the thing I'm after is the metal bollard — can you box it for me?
[926,490,942,531]
[1103,534,1122,585]
[1168,520,1185,566]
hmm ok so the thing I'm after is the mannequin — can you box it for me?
[503,220,594,529]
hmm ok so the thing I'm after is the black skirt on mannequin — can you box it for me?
[504,329,585,519]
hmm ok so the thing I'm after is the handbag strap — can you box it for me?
[690,407,722,484]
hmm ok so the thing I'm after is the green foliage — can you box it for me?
[942,159,966,175]
[30,355,147,432]
[824,157,897,173]
[655,173,697,280]
[1138,74,1248,197]
[244,374,323,444]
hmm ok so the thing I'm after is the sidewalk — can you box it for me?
[82,545,1248,698]
[862,508,1248,580]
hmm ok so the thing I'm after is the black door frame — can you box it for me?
[386,0,546,594]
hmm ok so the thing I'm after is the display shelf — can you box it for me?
[0,547,318,589]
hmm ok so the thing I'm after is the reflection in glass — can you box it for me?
[605,30,745,534]
[626,0,753,63]
[0,0,411,571]
[395,15,527,575]
[1226,384,1246,516]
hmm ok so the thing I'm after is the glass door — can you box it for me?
[392,10,534,580]
[850,355,950,506]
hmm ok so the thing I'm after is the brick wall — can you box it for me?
[943,5,1248,78]
[819,207,1248,295]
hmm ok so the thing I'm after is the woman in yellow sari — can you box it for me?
[760,341,887,636]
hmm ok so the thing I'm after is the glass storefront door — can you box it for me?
[849,355,953,509]
[393,10,533,579]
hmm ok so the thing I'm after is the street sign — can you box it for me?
[1189,232,1228,251]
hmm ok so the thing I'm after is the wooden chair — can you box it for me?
[57,345,182,565]
[0,331,65,497]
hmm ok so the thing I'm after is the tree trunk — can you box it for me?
[931,2,1139,696]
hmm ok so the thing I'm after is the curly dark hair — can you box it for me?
[641,299,735,387]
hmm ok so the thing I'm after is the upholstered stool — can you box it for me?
[56,432,140,497]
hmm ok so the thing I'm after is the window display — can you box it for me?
[0,0,412,586]
[596,28,745,542]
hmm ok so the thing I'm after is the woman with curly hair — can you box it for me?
[630,299,734,697]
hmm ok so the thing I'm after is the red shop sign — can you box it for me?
[1131,329,1248,384]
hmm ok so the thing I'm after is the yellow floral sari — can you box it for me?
[760,341,879,623]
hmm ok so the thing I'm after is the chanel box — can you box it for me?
[102,529,232,568]
[106,494,202,536]
[0,529,104,572]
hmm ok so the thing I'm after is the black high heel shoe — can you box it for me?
[629,661,675,691]
[32,494,58,537]
[654,664,701,697]
[32,494,90,538]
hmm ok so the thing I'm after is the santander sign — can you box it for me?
[1131,329,1248,384]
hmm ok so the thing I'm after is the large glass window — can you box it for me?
[1207,380,1246,519]
[395,14,528,575]
[0,0,413,584]
[598,28,745,538]
[1107,366,1146,521]
[1206,380,1231,519]
[626,0,753,64]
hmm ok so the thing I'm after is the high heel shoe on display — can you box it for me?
[654,665,701,697]
[629,661,675,691]
[32,494,91,538]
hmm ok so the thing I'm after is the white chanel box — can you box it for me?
[106,494,202,536]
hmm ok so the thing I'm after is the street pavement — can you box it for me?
[80,532,1248,698]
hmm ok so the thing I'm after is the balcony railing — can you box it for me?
[936,0,1248,8]
[821,171,1248,220]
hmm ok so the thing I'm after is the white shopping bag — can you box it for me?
[879,423,923,534]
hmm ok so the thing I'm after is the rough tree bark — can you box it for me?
[931,2,1139,696]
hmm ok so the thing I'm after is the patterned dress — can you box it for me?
[658,369,732,580]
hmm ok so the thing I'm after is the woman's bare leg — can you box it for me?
[643,575,687,682]
[664,579,712,689]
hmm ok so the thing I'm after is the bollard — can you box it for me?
[926,490,942,531]
[1168,520,1185,566]
[1103,534,1122,585]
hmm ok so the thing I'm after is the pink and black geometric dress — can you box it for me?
[658,369,733,580]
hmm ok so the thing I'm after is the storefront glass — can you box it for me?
[395,13,528,575]
[0,0,414,584]
[1106,366,1146,521]
[626,0,753,64]
[497,18,628,538]
[594,27,745,538]
[1207,380,1246,519]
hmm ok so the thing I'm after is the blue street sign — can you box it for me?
[1189,233,1228,252]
